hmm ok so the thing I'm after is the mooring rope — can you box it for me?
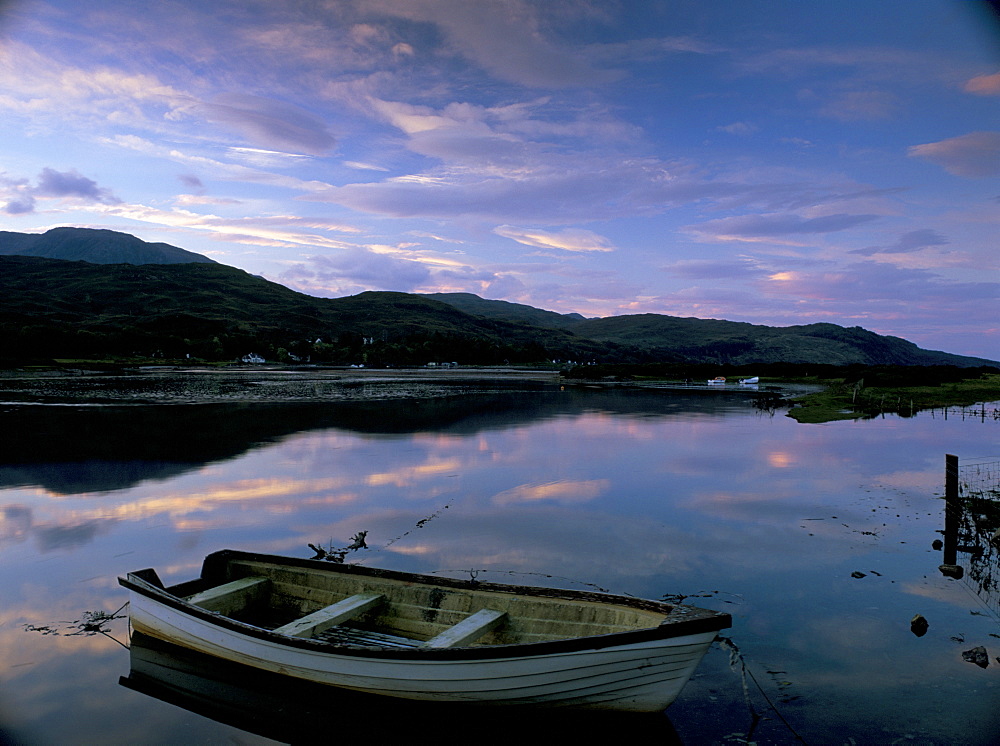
[716,636,809,745]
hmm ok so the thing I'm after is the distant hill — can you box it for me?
[0,229,995,368]
[563,314,988,367]
[430,294,995,368]
[0,255,592,364]
[0,227,216,265]
[424,293,587,330]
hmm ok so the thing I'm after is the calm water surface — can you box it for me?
[1,373,997,744]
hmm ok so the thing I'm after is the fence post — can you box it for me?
[939,454,963,578]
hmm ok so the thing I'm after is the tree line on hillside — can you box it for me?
[1,318,572,367]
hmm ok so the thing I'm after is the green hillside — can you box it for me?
[1,251,995,368]
[430,297,994,367]
[565,314,982,366]
[0,256,593,364]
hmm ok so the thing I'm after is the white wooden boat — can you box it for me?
[739,377,759,385]
[120,550,731,712]
[121,631,684,741]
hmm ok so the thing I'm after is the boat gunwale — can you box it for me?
[120,549,731,662]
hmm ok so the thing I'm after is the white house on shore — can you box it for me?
[241,353,265,364]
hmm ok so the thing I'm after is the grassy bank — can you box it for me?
[787,371,1000,423]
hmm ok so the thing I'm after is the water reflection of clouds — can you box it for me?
[784,612,1000,698]
[366,458,463,487]
[0,504,31,541]
[278,505,708,594]
[0,622,162,745]
[898,576,997,615]
[491,479,609,505]
[0,582,130,696]
[0,503,116,553]
[4,393,998,743]
[766,451,795,468]
[0,476,362,551]
[869,469,940,491]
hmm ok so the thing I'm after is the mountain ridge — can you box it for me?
[423,292,588,330]
[0,228,994,367]
[0,227,217,265]
[425,295,995,367]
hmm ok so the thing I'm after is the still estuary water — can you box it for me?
[1,370,997,744]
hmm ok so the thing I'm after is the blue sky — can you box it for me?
[0,0,997,358]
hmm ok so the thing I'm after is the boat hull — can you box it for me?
[121,551,730,712]
[122,632,685,742]
[128,590,717,711]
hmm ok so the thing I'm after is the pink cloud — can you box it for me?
[908,132,1000,178]
[964,72,1000,96]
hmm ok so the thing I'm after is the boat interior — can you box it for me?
[141,555,675,648]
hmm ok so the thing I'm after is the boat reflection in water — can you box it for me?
[121,632,683,745]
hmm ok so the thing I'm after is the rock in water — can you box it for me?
[962,646,989,668]
[910,614,929,637]
[938,564,964,579]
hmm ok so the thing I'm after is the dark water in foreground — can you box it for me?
[1,372,998,744]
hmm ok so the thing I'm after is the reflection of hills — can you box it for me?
[1,386,752,494]
[122,631,681,744]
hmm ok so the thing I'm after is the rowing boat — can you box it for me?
[121,632,685,741]
[119,549,731,712]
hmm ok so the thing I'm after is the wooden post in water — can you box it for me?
[939,454,963,579]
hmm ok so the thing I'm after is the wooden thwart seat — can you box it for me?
[424,609,508,649]
[315,607,508,649]
[185,576,270,615]
[273,593,385,639]
[186,580,506,650]
[318,626,421,649]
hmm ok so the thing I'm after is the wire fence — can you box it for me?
[925,405,1000,422]
[958,458,1000,500]
[948,456,1000,620]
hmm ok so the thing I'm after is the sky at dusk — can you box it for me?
[0,0,998,359]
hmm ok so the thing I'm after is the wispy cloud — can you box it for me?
[666,258,768,280]
[194,94,337,155]
[908,132,1000,178]
[716,121,758,136]
[686,212,880,242]
[850,229,949,257]
[820,90,900,121]
[360,0,619,88]
[493,226,615,252]
[964,71,1000,96]
[284,249,431,295]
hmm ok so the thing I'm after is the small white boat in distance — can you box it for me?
[120,550,731,712]
[707,376,727,385]
[739,377,759,385]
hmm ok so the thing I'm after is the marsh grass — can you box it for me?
[788,373,1000,423]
